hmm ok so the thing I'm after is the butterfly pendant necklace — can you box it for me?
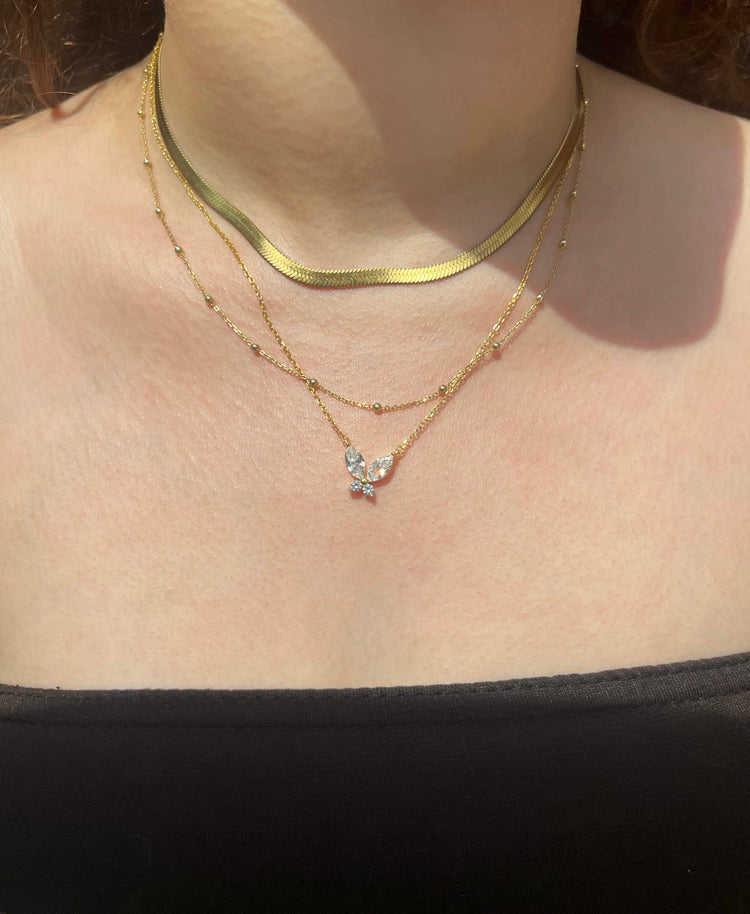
[345,447,395,497]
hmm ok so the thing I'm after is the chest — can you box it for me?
[1,309,748,691]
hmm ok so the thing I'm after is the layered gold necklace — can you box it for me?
[138,37,588,499]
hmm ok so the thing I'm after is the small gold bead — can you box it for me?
[372,402,382,412]
[174,245,182,254]
[570,190,577,199]
[155,207,162,215]
[559,239,567,247]
[308,378,318,388]
[251,343,259,352]
[492,341,500,351]
[143,158,150,166]
[535,293,544,303]
[143,67,149,74]
[439,385,448,394]
[137,108,144,117]
[579,143,586,151]
[204,294,213,304]
[583,98,589,107]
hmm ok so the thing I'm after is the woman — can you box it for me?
[0,0,748,910]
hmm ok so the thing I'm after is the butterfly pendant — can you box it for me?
[345,445,394,497]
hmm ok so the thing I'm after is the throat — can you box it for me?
[152,0,582,261]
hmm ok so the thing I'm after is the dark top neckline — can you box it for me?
[2,649,749,729]
[3,650,750,911]
[2,648,749,695]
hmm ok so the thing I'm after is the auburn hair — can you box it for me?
[1,0,749,125]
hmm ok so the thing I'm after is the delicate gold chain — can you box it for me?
[150,33,586,288]
[137,50,587,469]
[143,42,584,417]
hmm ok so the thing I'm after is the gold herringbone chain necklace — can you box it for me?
[150,32,586,288]
[137,52,587,498]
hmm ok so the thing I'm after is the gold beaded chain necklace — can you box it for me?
[150,33,586,288]
[144,54,579,418]
[144,37,587,419]
[137,49,588,499]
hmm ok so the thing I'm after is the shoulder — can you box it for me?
[0,59,148,252]
[0,67,134,286]
[563,57,750,507]
[0,61,156,420]
[574,54,750,351]
[0,61,160,321]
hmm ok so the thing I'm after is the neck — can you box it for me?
[158,0,582,263]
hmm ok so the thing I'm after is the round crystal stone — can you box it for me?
[363,483,375,497]
[350,480,363,493]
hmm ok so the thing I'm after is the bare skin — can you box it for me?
[0,4,748,689]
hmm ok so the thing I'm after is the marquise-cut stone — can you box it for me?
[367,455,394,482]
[345,446,366,480]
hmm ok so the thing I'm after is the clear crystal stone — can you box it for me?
[349,480,362,493]
[345,446,366,480]
[367,455,394,482]
[363,483,375,497]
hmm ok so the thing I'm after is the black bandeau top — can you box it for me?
[1,649,750,913]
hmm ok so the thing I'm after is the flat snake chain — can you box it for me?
[151,32,586,288]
